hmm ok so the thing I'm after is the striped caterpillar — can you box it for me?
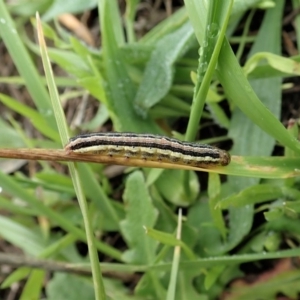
[65,132,230,168]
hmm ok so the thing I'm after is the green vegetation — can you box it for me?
[0,0,300,299]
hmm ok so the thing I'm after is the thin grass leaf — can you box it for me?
[124,0,140,43]
[0,215,44,256]
[0,94,59,141]
[144,227,196,260]
[208,173,227,239]
[0,1,57,131]
[140,248,300,273]
[218,184,300,208]
[185,0,233,142]
[166,210,182,300]
[36,13,106,299]
[140,8,189,45]
[1,268,31,289]
[245,52,300,75]
[20,270,45,300]
[0,168,122,258]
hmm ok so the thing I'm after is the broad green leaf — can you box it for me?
[47,273,95,300]
[187,201,223,256]
[155,170,199,206]
[134,21,195,116]
[120,171,158,264]
[120,44,153,64]
[175,270,204,300]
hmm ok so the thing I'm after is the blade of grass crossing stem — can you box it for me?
[185,0,233,142]
[36,13,106,300]
[143,249,300,273]
[166,209,182,300]
[183,0,233,195]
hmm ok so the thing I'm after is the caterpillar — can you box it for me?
[65,132,230,168]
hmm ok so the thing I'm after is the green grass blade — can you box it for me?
[36,13,106,300]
